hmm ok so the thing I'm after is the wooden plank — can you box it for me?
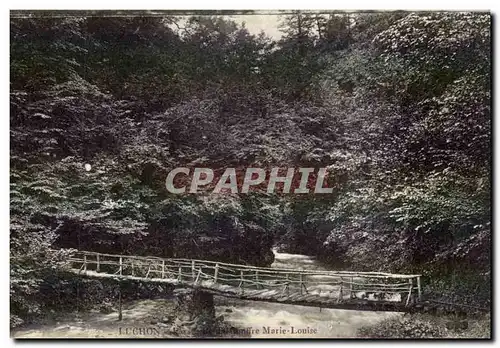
[255,290,276,298]
[251,289,268,297]
[294,294,306,302]
[304,294,318,302]
[288,293,303,301]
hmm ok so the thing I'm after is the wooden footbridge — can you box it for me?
[66,251,423,312]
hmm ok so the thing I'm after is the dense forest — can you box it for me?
[10,10,491,330]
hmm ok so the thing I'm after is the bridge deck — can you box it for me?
[66,251,423,312]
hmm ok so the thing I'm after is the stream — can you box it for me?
[214,250,402,338]
[12,250,402,338]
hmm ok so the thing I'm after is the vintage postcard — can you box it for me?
[10,10,491,339]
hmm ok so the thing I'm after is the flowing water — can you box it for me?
[215,250,402,338]
[12,249,402,338]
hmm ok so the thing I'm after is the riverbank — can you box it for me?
[12,297,401,339]
[12,299,176,338]
[13,296,490,339]
[357,312,491,339]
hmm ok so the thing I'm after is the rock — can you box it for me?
[356,291,367,299]
[150,319,158,325]
[224,308,233,313]
[162,316,174,324]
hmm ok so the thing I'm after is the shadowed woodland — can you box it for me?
[10,11,491,335]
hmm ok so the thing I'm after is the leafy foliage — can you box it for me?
[10,11,491,327]
[358,316,445,338]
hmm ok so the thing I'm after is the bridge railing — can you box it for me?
[66,250,422,306]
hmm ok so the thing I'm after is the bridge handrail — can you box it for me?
[65,250,421,279]
[65,249,423,306]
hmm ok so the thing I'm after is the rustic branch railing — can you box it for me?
[66,250,422,307]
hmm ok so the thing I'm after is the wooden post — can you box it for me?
[338,277,343,303]
[349,277,353,299]
[161,260,165,279]
[301,275,308,294]
[118,282,123,321]
[417,276,422,302]
[214,264,219,283]
[192,260,195,281]
[299,274,303,294]
[119,257,122,276]
[131,260,135,276]
[240,270,244,294]
[178,265,182,281]
[96,254,100,272]
[406,278,414,306]
[76,281,80,312]
[83,254,87,272]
